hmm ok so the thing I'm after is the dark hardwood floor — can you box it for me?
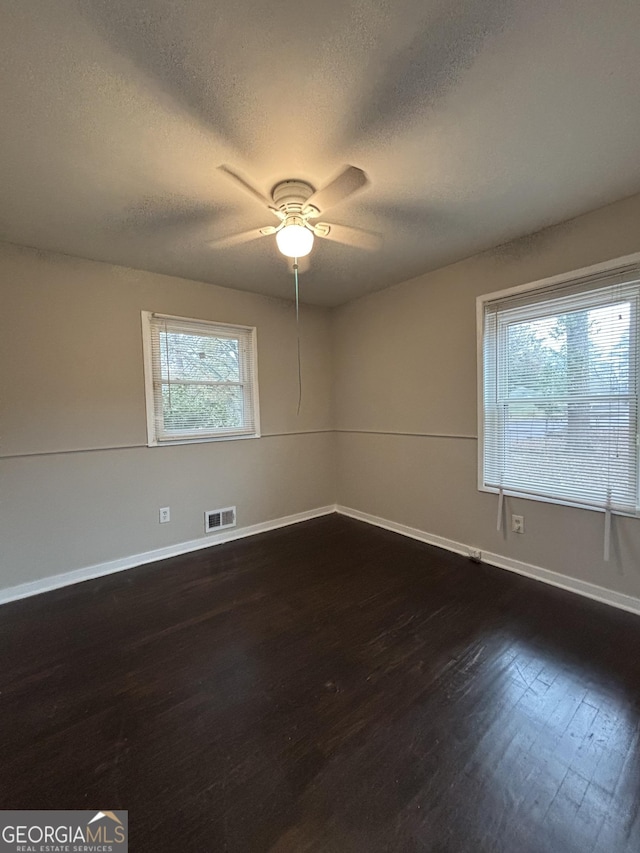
[2,515,640,852]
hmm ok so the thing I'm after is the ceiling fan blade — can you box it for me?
[305,166,369,214]
[218,165,277,212]
[315,222,381,251]
[288,255,311,275]
[207,225,276,249]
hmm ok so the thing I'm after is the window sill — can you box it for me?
[478,484,639,518]
[148,432,261,447]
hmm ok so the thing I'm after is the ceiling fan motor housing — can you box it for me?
[271,180,317,218]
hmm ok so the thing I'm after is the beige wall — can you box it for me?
[4,192,640,601]
[332,193,640,600]
[0,242,335,588]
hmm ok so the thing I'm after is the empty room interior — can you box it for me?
[3,1,640,851]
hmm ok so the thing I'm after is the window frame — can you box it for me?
[141,311,260,446]
[476,252,640,516]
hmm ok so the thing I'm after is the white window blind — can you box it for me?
[480,267,640,514]
[142,313,259,444]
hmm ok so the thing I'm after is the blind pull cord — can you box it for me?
[604,489,612,563]
[496,487,504,532]
[163,319,172,411]
[293,258,302,416]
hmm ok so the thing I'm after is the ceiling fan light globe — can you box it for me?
[276,224,314,258]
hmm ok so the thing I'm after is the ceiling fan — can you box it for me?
[209,165,380,271]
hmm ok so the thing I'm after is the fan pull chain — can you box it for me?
[293,258,302,416]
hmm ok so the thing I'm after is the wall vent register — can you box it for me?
[205,506,237,533]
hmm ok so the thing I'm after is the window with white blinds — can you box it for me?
[479,265,640,514]
[142,312,259,444]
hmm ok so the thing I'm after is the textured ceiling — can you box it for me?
[1,0,640,306]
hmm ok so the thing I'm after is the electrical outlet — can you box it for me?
[159,507,171,523]
[511,514,524,534]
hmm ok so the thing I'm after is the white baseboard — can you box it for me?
[5,503,640,618]
[0,505,337,606]
[336,505,640,617]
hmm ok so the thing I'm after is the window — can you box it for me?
[478,261,640,514]
[142,312,259,445]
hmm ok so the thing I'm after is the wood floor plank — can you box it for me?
[1,515,640,851]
